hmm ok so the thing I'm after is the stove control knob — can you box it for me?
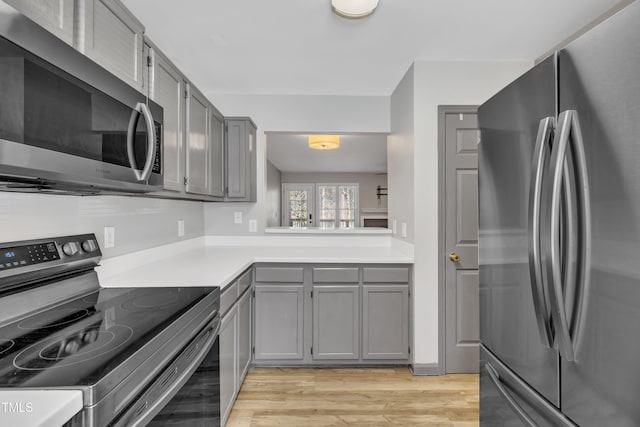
[62,242,80,257]
[81,239,99,253]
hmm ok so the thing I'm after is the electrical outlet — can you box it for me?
[234,211,243,224]
[104,226,115,249]
[401,222,407,238]
[178,219,185,237]
[249,219,257,233]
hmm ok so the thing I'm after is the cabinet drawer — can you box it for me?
[255,267,304,283]
[237,268,253,296]
[312,268,359,283]
[362,267,410,283]
[220,281,238,315]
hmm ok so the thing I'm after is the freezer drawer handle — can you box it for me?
[486,363,538,427]
[528,116,556,348]
[545,110,591,362]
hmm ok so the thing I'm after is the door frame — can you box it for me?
[437,105,478,375]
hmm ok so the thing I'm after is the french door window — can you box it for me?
[282,183,359,228]
[317,184,358,228]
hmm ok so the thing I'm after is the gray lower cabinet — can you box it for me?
[253,264,411,366]
[219,308,237,425]
[219,268,253,426]
[362,285,410,359]
[237,288,252,384]
[312,285,360,360]
[254,284,304,360]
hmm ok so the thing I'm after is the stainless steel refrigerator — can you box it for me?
[478,2,640,426]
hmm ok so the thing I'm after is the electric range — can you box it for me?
[0,234,220,426]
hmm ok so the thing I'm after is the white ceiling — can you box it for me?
[267,133,387,173]
[122,0,629,96]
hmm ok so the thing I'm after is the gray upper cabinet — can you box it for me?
[209,107,225,198]
[149,46,184,193]
[4,0,75,45]
[225,118,256,202]
[312,285,360,360]
[362,285,409,359]
[186,84,209,195]
[79,0,145,91]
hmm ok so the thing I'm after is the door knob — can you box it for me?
[449,252,460,262]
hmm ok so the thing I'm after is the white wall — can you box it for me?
[388,65,415,244]
[266,160,282,227]
[410,60,532,367]
[0,193,204,258]
[203,94,390,235]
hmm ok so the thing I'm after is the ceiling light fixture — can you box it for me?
[331,0,379,19]
[308,135,340,150]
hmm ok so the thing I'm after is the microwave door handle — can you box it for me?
[528,116,555,348]
[126,103,157,182]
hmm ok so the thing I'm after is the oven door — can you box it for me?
[0,34,163,193]
[113,320,220,427]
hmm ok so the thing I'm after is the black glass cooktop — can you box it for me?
[0,286,215,387]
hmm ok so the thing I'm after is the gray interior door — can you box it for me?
[558,3,640,426]
[444,108,480,373]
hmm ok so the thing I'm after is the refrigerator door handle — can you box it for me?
[486,363,539,427]
[528,117,555,348]
[546,110,591,362]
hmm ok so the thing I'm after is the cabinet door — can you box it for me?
[220,308,237,426]
[362,285,409,359]
[254,285,304,360]
[151,49,184,192]
[186,85,209,195]
[4,0,74,45]
[209,108,225,198]
[225,119,247,199]
[80,0,144,91]
[312,285,360,360]
[237,289,252,385]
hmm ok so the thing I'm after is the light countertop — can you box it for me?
[98,236,413,290]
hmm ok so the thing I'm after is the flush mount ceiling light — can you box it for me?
[308,135,340,150]
[331,0,379,19]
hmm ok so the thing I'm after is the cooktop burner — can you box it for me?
[0,340,14,356]
[14,325,133,370]
[0,286,215,387]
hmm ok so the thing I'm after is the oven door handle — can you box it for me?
[120,322,219,427]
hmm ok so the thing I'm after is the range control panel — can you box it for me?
[0,234,102,275]
[0,242,60,270]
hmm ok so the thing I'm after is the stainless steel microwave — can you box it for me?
[0,10,162,194]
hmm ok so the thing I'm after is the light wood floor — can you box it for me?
[226,367,479,426]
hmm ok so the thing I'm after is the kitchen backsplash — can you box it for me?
[0,192,204,258]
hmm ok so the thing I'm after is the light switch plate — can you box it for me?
[249,219,257,232]
[178,220,185,237]
[392,219,397,234]
[104,226,115,248]
[401,222,407,238]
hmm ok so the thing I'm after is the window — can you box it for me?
[317,184,358,229]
